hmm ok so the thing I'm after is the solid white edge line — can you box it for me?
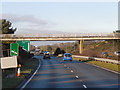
[21,59,41,89]
[83,85,87,88]
[86,63,120,74]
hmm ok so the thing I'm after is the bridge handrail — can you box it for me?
[1,34,120,38]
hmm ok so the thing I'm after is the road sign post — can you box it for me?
[10,43,19,56]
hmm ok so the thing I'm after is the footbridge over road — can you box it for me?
[1,34,120,54]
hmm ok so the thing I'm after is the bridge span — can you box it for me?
[1,36,120,41]
[1,34,120,54]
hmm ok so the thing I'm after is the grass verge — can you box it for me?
[2,57,39,88]
[72,57,88,62]
[73,57,119,72]
[88,61,119,72]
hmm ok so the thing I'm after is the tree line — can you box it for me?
[1,19,33,64]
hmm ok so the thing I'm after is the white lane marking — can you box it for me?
[83,85,87,88]
[71,70,73,72]
[21,59,41,89]
[76,76,79,79]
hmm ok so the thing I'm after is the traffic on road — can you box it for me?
[24,55,119,89]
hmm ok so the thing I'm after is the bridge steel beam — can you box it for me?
[78,40,84,54]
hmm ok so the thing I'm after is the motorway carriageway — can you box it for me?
[24,55,119,88]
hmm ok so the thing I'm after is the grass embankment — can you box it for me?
[2,57,39,88]
[88,61,119,72]
[82,41,119,60]
[72,57,119,72]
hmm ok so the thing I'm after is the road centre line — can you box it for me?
[62,62,87,88]
[83,85,87,88]
[75,75,79,79]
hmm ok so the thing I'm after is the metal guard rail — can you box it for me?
[72,55,120,65]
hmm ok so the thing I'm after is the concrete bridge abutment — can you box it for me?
[78,40,84,54]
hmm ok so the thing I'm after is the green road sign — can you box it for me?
[17,40,30,51]
[10,43,19,56]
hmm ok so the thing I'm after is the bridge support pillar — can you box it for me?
[78,40,84,54]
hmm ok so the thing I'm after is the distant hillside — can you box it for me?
[82,40,118,60]
[37,40,119,60]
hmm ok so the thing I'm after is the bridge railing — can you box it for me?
[1,33,119,38]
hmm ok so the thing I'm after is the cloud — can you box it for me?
[2,13,59,34]
[2,13,48,26]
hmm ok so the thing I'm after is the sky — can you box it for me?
[1,1,118,34]
[1,0,119,46]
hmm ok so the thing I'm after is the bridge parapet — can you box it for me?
[0,34,16,37]
[0,33,119,38]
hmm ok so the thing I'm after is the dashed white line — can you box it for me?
[83,85,87,88]
[75,75,79,79]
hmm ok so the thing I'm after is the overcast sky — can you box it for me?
[1,1,118,34]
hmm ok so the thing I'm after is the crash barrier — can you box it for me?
[72,55,120,65]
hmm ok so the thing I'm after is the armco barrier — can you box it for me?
[72,55,120,65]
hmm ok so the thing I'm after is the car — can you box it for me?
[43,53,51,59]
[102,52,108,55]
[102,52,108,58]
[63,53,72,61]
[114,51,120,56]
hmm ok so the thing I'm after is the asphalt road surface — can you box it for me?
[25,55,119,89]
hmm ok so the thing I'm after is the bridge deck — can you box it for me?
[1,36,120,41]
